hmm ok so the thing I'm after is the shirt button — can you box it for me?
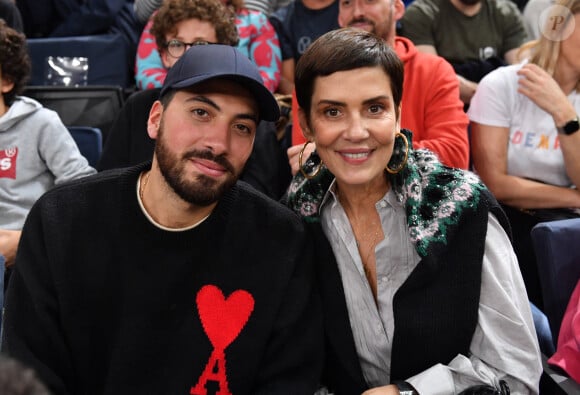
[380,200,387,208]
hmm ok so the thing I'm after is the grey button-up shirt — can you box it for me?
[319,181,541,394]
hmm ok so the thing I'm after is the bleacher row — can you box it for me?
[25,33,131,165]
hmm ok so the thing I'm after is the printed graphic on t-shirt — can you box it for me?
[511,129,560,150]
[0,147,18,179]
[191,284,255,395]
[479,46,497,61]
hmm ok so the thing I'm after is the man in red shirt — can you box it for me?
[289,0,469,172]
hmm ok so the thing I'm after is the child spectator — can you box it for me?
[135,0,281,92]
[269,0,339,94]
[0,20,95,270]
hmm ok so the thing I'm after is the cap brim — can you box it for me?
[169,74,280,123]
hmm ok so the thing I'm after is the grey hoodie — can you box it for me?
[0,96,96,229]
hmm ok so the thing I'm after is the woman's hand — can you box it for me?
[517,63,577,126]
[287,142,316,176]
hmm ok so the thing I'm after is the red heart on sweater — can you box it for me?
[196,285,255,350]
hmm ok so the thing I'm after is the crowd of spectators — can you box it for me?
[1,0,580,392]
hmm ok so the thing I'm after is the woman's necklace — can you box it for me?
[338,189,384,298]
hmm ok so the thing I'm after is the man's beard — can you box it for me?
[155,121,240,207]
[348,11,392,41]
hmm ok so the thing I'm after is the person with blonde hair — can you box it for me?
[468,0,580,309]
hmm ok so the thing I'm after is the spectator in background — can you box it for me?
[548,278,580,383]
[0,20,95,271]
[135,0,281,92]
[0,0,22,32]
[289,0,470,178]
[269,0,339,94]
[135,0,292,17]
[100,0,285,200]
[523,0,554,40]
[468,0,580,309]
[400,0,528,104]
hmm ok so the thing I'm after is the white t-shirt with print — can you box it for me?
[468,63,579,187]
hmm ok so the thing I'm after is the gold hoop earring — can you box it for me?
[385,132,409,174]
[299,141,322,180]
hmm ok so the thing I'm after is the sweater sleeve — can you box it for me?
[412,56,469,169]
[135,17,167,90]
[498,0,528,55]
[252,225,324,393]
[399,0,439,47]
[468,65,519,128]
[2,201,76,395]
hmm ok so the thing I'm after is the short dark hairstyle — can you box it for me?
[0,20,31,105]
[152,0,239,53]
[295,28,404,118]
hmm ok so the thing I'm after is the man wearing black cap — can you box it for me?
[1,44,324,395]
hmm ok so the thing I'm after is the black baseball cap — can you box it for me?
[160,44,280,122]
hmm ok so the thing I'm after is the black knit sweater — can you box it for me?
[2,163,324,395]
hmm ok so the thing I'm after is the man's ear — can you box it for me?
[147,101,163,139]
[297,108,314,141]
[393,0,405,20]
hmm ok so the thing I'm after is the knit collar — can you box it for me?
[285,129,487,257]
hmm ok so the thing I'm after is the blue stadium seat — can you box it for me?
[26,33,131,87]
[531,218,580,345]
[68,126,103,167]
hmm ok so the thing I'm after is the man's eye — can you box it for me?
[192,108,209,117]
[234,124,253,135]
[369,104,384,114]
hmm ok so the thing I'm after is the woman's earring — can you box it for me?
[299,141,322,180]
[385,132,409,175]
